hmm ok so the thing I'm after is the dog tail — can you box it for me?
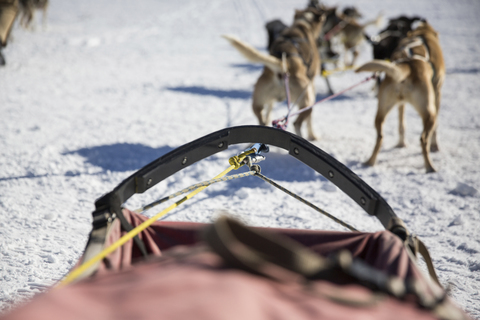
[222,34,283,74]
[355,59,410,82]
[363,12,384,29]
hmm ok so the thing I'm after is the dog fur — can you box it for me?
[264,1,337,95]
[223,7,325,140]
[315,5,342,94]
[370,15,425,61]
[265,19,288,51]
[0,0,19,65]
[337,8,382,66]
[356,21,445,173]
[368,15,425,93]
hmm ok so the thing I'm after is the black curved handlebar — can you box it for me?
[93,126,399,231]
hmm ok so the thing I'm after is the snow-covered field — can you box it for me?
[1,0,479,318]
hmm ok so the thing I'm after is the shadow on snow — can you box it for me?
[229,63,263,72]
[64,143,174,172]
[167,86,251,100]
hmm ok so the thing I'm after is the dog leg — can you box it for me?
[252,103,266,125]
[321,63,334,95]
[344,50,350,67]
[324,76,334,95]
[410,82,438,172]
[264,101,274,126]
[420,114,437,173]
[365,113,385,166]
[365,92,397,167]
[293,82,317,140]
[396,104,407,148]
[0,49,5,66]
[305,111,317,141]
[430,129,439,152]
[294,108,316,139]
[252,69,280,126]
[430,81,443,153]
[350,49,359,67]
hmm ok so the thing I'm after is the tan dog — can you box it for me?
[356,21,445,173]
[223,7,325,140]
[337,8,382,67]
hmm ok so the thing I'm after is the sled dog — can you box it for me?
[223,7,326,140]
[367,15,425,93]
[356,21,445,173]
[337,7,382,67]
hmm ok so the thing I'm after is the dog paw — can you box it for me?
[426,166,437,173]
[363,160,375,167]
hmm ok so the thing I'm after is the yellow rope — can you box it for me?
[59,151,253,287]
[321,65,357,77]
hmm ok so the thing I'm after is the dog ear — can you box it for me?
[294,9,305,21]
[307,0,321,10]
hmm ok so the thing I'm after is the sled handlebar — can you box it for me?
[93,126,401,235]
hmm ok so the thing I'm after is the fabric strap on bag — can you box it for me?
[203,216,405,299]
[388,217,441,286]
[203,216,469,320]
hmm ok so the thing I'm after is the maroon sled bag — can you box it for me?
[1,212,471,320]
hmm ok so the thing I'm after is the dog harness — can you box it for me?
[370,30,403,44]
[269,19,317,74]
[393,36,430,63]
[393,35,438,85]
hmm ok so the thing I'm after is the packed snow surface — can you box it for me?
[1,0,479,318]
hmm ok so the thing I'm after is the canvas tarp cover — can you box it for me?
[1,209,471,320]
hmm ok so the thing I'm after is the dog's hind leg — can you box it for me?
[365,88,397,167]
[419,114,437,173]
[350,48,359,67]
[252,94,278,126]
[411,87,438,173]
[321,63,334,95]
[252,70,276,126]
[324,75,334,95]
[430,79,444,153]
[430,128,439,152]
[293,82,317,140]
[0,49,5,66]
[264,101,274,126]
[396,104,407,148]
[294,108,315,139]
[252,102,267,125]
